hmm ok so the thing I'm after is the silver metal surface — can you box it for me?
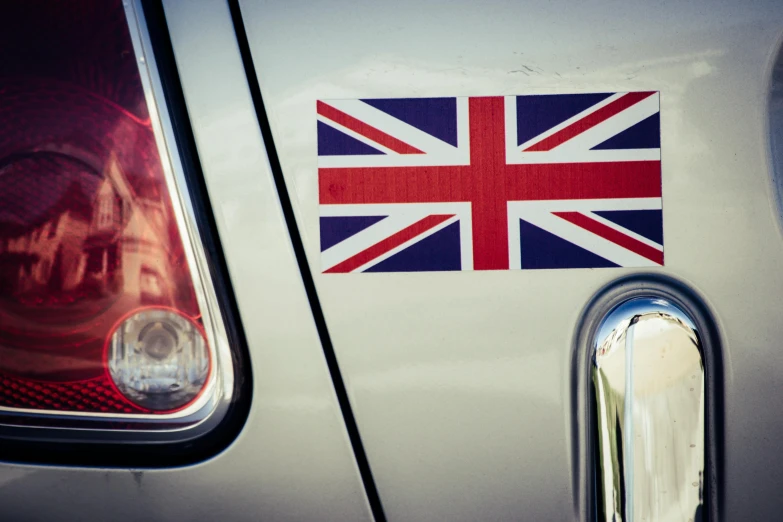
[592,297,705,522]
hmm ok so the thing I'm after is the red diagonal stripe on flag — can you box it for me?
[524,92,656,151]
[553,211,663,265]
[324,214,454,273]
[317,101,424,155]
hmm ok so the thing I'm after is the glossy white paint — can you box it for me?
[1,1,783,520]
[0,1,372,521]
[239,0,783,519]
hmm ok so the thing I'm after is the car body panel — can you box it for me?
[239,0,783,519]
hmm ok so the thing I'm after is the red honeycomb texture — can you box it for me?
[0,373,147,414]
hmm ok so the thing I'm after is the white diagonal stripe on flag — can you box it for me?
[317,114,396,154]
[353,215,460,272]
[515,93,625,151]
[583,211,663,250]
[326,99,462,155]
[553,93,659,152]
[518,210,658,267]
[320,202,473,271]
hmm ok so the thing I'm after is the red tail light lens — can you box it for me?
[0,0,232,429]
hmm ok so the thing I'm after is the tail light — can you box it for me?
[0,0,236,439]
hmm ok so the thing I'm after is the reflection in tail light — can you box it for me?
[0,0,232,428]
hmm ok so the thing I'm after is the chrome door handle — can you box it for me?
[592,297,705,522]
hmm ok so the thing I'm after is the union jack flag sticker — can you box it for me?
[317,93,662,272]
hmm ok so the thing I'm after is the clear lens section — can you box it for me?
[108,308,209,411]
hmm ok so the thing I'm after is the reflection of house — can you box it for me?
[0,178,92,300]
[0,153,175,311]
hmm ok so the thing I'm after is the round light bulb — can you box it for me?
[107,308,210,411]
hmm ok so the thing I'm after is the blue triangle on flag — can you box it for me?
[520,219,618,269]
[365,221,461,272]
[320,216,387,251]
[317,121,385,156]
[592,210,663,244]
[516,93,612,146]
[591,113,660,150]
[362,98,458,147]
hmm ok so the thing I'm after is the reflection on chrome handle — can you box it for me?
[592,298,705,522]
